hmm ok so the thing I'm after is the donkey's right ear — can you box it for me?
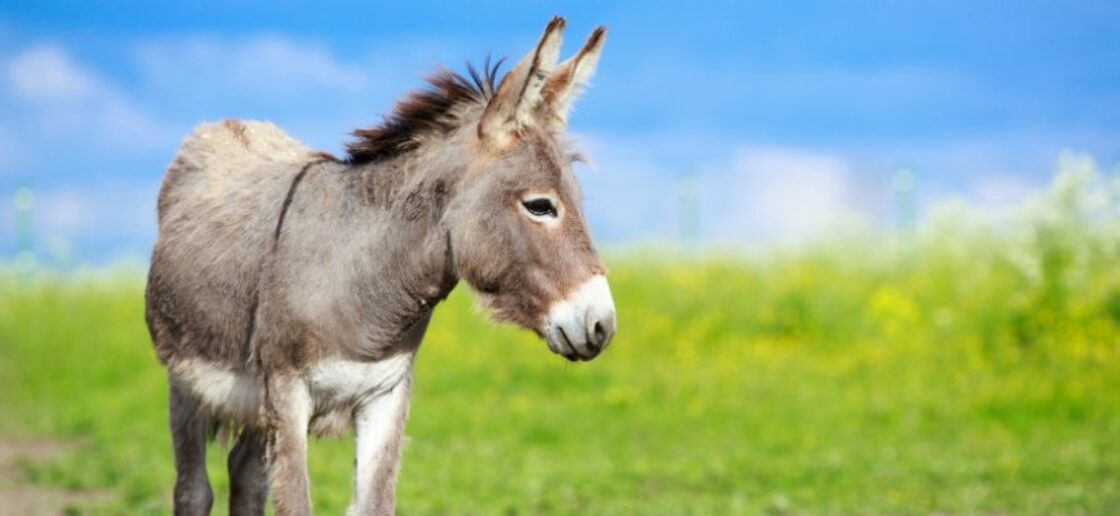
[540,27,606,131]
[478,16,566,150]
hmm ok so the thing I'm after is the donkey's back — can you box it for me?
[146,119,317,367]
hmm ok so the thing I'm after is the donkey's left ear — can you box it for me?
[478,17,566,149]
[540,26,606,131]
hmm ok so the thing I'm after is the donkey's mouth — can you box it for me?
[547,326,599,361]
[543,275,616,361]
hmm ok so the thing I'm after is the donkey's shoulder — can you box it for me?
[158,119,324,222]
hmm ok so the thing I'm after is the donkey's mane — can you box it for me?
[345,59,504,164]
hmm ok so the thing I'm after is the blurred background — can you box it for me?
[1,1,1117,263]
[1,1,1118,514]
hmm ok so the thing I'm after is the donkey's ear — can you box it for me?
[478,16,566,149]
[540,26,606,131]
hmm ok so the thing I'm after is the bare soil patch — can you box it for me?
[0,438,112,515]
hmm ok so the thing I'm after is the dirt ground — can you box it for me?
[0,439,111,515]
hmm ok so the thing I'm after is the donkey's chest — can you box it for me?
[304,354,414,436]
[307,354,413,408]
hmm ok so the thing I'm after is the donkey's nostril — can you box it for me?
[587,314,616,351]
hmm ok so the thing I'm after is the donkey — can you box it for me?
[144,17,614,516]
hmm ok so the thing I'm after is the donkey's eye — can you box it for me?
[522,198,558,218]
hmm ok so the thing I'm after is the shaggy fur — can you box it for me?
[146,18,611,516]
[345,60,501,164]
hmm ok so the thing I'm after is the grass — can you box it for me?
[1,162,1119,514]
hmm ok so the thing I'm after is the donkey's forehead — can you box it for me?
[492,140,574,193]
[520,132,586,205]
[472,127,584,192]
[514,130,580,170]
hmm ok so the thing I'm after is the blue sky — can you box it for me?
[1,1,1118,263]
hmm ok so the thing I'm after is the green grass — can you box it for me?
[2,165,1119,514]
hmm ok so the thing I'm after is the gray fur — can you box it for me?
[146,19,612,515]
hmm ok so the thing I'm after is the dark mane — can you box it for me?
[345,59,504,164]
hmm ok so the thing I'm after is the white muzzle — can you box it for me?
[543,275,616,361]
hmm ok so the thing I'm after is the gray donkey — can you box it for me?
[145,17,615,516]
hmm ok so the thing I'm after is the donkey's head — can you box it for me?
[446,18,615,361]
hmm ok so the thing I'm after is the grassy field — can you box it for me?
[2,165,1119,514]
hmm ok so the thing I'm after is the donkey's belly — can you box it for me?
[171,359,263,425]
[170,353,414,436]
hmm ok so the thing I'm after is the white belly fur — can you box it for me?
[171,353,414,436]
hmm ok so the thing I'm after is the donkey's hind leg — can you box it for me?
[169,378,214,516]
[228,427,268,516]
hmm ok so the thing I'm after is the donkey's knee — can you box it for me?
[173,477,214,516]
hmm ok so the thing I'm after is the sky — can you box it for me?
[1,1,1118,264]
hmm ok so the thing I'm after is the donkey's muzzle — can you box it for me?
[544,275,616,361]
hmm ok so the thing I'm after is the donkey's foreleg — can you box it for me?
[348,375,413,516]
[228,427,268,516]
[169,379,214,516]
[265,374,314,516]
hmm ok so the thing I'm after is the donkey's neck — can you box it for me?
[325,148,464,359]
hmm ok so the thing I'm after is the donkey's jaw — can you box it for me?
[544,274,616,361]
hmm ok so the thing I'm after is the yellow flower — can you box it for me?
[867,286,922,341]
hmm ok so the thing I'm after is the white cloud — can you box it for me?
[570,133,871,246]
[710,146,864,244]
[7,44,100,100]
[0,35,450,264]
[969,174,1042,215]
[2,43,173,152]
[238,36,367,91]
[573,131,721,244]
[575,132,1088,248]
[37,182,158,237]
[0,33,1090,259]
[127,34,434,154]
[0,181,159,263]
[134,35,368,100]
